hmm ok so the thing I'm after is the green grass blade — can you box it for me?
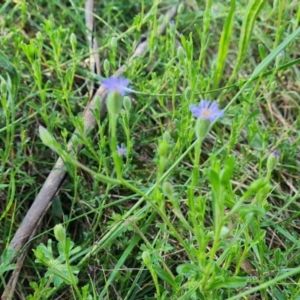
[213,0,236,90]
[98,235,141,299]
[0,50,20,99]
[250,26,300,80]
[229,0,267,82]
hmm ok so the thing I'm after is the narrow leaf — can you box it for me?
[0,50,19,99]
[213,0,236,89]
[230,0,267,81]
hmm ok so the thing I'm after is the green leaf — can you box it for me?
[0,117,22,133]
[242,179,268,199]
[246,108,260,120]
[176,263,201,278]
[48,269,64,288]
[208,276,248,290]
[155,268,179,291]
[220,156,235,184]
[237,205,265,216]
[213,0,236,89]
[39,125,61,153]
[258,43,266,60]
[250,26,300,80]
[0,50,19,100]
[34,242,54,262]
[208,169,220,193]
[27,101,42,114]
[0,249,16,273]
[230,0,267,81]
[81,284,92,300]
[98,234,141,299]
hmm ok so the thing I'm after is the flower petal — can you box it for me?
[190,100,224,122]
[102,76,130,95]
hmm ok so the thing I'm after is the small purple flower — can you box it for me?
[272,150,279,157]
[189,100,223,122]
[117,145,127,157]
[102,76,130,96]
[170,20,175,26]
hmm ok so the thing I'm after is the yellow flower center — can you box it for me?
[202,109,212,117]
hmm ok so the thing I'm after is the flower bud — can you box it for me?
[177,46,185,61]
[123,96,132,112]
[142,251,151,266]
[54,224,66,243]
[106,92,123,115]
[270,81,277,90]
[39,125,57,151]
[103,59,110,74]
[195,118,210,140]
[162,181,174,198]
[1,80,7,95]
[248,178,268,192]
[220,226,230,237]
[110,36,118,49]
[36,31,43,41]
[163,131,171,142]
[258,43,266,60]
[158,139,169,157]
[275,51,285,69]
[267,150,279,172]
[169,20,176,35]
[70,33,77,50]
[184,86,192,102]
[177,2,184,14]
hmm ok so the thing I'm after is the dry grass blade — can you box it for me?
[2,3,179,299]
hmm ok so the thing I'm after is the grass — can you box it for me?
[1,0,300,299]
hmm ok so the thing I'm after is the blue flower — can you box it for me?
[102,76,130,96]
[117,145,127,157]
[190,100,223,122]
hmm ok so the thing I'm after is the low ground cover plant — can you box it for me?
[1,1,300,299]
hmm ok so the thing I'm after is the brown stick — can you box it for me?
[85,0,101,83]
[2,219,40,300]
[3,3,179,298]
